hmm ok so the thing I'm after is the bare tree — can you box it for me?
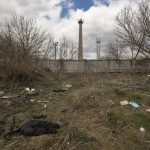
[59,37,68,60]
[0,14,49,58]
[43,38,55,60]
[0,13,53,81]
[106,40,126,59]
[68,42,77,60]
[59,36,77,60]
[115,0,150,59]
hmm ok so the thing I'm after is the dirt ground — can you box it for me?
[0,72,150,150]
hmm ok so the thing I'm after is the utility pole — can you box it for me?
[96,38,101,60]
[78,19,84,60]
[53,42,58,60]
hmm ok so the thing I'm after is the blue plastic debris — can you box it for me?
[130,102,140,109]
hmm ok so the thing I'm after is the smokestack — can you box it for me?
[96,38,101,60]
[78,19,84,60]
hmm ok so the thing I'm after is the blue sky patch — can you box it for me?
[61,7,69,18]
[60,0,74,18]
[73,0,93,11]
[60,0,110,18]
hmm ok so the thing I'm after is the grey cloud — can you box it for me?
[16,0,30,7]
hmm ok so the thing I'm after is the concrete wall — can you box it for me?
[38,59,150,72]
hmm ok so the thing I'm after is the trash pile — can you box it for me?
[119,99,149,136]
[120,99,150,111]
[120,100,140,109]
[0,87,41,111]
[25,88,49,109]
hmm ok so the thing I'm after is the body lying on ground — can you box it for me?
[0,113,60,138]
[20,120,60,136]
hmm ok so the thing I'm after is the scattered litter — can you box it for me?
[25,87,30,92]
[120,100,129,106]
[31,88,36,92]
[38,100,41,103]
[145,108,150,112]
[53,84,72,93]
[130,102,140,109]
[43,103,47,108]
[64,84,72,89]
[147,75,150,77]
[61,87,69,91]
[0,91,4,95]
[25,87,36,94]
[30,99,35,102]
[2,95,12,99]
[140,127,145,132]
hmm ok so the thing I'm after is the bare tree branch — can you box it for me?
[115,0,150,59]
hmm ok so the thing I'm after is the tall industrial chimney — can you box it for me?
[78,19,84,60]
[96,38,101,60]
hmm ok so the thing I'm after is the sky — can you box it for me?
[0,0,141,59]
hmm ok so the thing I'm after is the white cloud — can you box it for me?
[0,0,140,59]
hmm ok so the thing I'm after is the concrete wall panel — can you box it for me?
[39,59,150,73]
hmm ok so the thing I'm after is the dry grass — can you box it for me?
[0,73,150,150]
